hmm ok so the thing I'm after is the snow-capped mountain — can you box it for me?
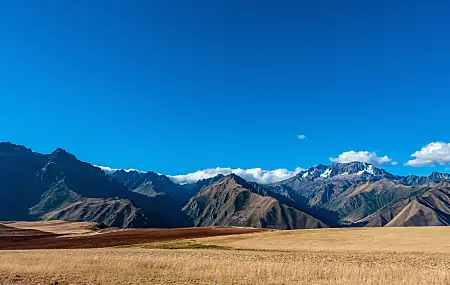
[268,161,450,227]
[297,162,390,180]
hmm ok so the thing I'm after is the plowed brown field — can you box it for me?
[0,223,266,250]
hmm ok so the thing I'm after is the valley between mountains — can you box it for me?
[2,141,450,229]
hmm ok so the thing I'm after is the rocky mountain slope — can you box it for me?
[268,162,450,227]
[0,142,189,228]
[112,170,193,202]
[3,142,450,229]
[183,174,327,229]
[384,182,450,227]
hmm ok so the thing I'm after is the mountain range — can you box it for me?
[2,142,450,229]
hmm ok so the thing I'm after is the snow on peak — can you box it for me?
[357,164,375,175]
[320,168,332,178]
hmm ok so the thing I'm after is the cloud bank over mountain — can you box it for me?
[95,142,450,185]
[330,150,396,166]
[95,164,304,185]
[94,165,144,174]
[169,167,304,184]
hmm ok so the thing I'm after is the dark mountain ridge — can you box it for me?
[0,142,190,228]
[112,169,193,202]
[3,142,450,229]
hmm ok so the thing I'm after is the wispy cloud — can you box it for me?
[330,150,396,166]
[94,165,144,174]
[169,167,304,185]
[297,134,306,140]
[405,142,450,167]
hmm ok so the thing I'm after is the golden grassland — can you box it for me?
[2,227,450,284]
[4,220,96,235]
[195,226,450,253]
[1,248,450,285]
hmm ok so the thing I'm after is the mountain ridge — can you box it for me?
[0,142,190,228]
[268,162,450,227]
[112,169,193,202]
[182,174,328,229]
[2,142,450,229]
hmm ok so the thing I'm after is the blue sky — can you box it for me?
[1,1,450,179]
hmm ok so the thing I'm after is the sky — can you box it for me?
[1,1,450,183]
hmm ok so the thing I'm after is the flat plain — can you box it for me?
[1,221,450,285]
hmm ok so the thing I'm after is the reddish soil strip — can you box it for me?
[0,225,266,250]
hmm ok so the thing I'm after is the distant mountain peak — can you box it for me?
[0,141,32,154]
[49,148,77,162]
[226,173,240,179]
[51,148,74,156]
[179,174,226,194]
[196,174,225,184]
[331,161,377,174]
[297,161,387,181]
[429,172,450,181]
[183,173,327,229]
[223,173,252,186]
[112,168,192,202]
[143,171,174,183]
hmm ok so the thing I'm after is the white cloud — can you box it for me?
[404,142,450,167]
[169,167,304,185]
[330,150,396,166]
[94,165,144,174]
[94,164,303,184]
[297,134,306,140]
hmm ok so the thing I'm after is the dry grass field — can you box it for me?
[1,224,450,284]
[5,220,97,235]
[195,226,450,253]
[0,247,449,285]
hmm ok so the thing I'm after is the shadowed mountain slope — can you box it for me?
[3,142,450,229]
[112,170,193,202]
[183,174,327,229]
[0,142,190,228]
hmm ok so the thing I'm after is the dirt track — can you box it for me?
[0,224,266,250]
